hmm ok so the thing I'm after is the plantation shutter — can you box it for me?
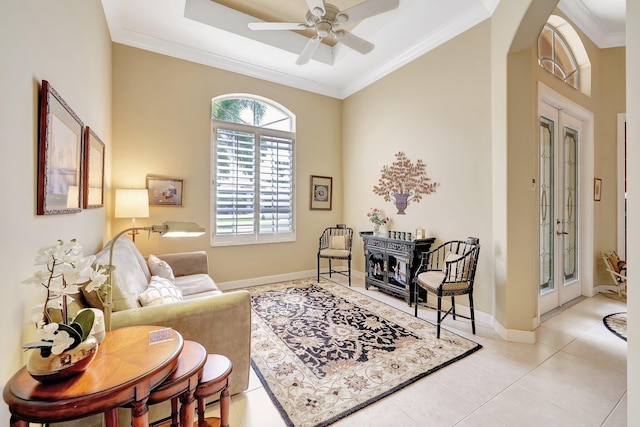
[215,128,256,235]
[259,135,294,234]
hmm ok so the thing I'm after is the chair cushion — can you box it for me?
[416,271,471,293]
[319,248,350,258]
[174,273,220,296]
[443,252,471,281]
[148,254,175,282]
[330,235,347,250]
[138,276,183,307]
[607,254,621,273]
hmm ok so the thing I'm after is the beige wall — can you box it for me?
[0,0,111,421]
[112,44,343,284]
[343,22,494,314]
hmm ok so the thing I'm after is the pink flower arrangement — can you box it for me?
[367,208,389,226]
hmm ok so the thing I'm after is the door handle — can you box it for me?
[556,231,569,235]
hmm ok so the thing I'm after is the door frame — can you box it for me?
[537,83,595,322]
[617,113,626,259]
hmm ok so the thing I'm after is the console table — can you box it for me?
[3,325,184,427]
[360,232,435,305]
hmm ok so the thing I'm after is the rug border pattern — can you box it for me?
[603,312,627,342]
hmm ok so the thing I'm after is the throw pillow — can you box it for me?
[330,235,346,250]
[148,254,176,282]
[138,276,183,307]
[443,252,464,281]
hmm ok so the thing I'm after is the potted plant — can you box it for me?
[22,239,108,382]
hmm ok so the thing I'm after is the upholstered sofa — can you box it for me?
[72,236,251,424]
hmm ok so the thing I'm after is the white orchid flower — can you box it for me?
[84,268,108,292]
[35,322,59,341]
[51,330,75,355]
[22,269,52,287]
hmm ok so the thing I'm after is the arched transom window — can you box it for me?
[538,23,579,89]
[211,95,296,246]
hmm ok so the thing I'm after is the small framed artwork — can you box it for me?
[310,175,332,210]
[83,127,105,208]
[147,176,184,206]
[594,178,602,201]
[37,80,84,215]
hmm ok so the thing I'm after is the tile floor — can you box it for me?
[204,277,627,427]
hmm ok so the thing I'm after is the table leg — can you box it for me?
[9,415,28,427]
[104,408,119,427]
[130,398,150,427]
[220,384,230,427]
[180,389,196,427]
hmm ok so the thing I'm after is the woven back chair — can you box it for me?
[413,237,480,338]
[601,250,627,297]
[317,225,353,286]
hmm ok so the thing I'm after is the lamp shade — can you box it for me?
[115,189,149,219]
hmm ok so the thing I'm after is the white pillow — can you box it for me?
[148,254,175,282]
[330,235,346,250]
[138,276,183,307]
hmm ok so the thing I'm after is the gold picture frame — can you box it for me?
[146,176,184,206]
[310,175,332,210]
[83,127,105,209]
[37,80,84,215]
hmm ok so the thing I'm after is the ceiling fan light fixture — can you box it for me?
[335,13,348,24]
[316,22,331,38]
[311,6,325,18]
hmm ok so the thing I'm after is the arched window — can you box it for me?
[538,24,579,88]
[537,16,591,95]
[211,95,296,246]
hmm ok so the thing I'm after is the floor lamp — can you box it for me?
[103,221,206,331]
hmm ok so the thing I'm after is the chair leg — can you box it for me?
[436,296,442,339]
[451,296,456,320]
[317,256,320,282]
[414,285,419,317]
[348,259,351,287]
[469,292,476,335]
[329,259,332,278]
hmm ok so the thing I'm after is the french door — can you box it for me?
[538,102,583,315]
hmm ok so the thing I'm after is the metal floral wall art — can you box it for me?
[373,151,438,214]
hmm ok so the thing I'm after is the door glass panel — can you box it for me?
[563,127,578,282]
[539,117,555,295]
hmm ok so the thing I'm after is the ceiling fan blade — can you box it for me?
[336,0,399,25]
[296,36,322,65]
[305,0,326,17]
[333,30,374,54]
[248,22,308,31]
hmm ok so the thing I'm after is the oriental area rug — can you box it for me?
[603,312,627,341]
[247,278,482,427]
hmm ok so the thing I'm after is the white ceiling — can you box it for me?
[101,0,625,99]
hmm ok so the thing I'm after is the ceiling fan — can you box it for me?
[247,0,400,65]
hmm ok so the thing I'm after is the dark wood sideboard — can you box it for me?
[360,232,435,305]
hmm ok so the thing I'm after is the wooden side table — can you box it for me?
[149,340,207,427]
[195,354,233,427]
[3,325,183,427]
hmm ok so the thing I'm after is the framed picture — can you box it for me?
[37,80,84,215]
[594,177,602,201]
[310,175,332,210]
[83,127,105,209]
[147,176,184,206]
